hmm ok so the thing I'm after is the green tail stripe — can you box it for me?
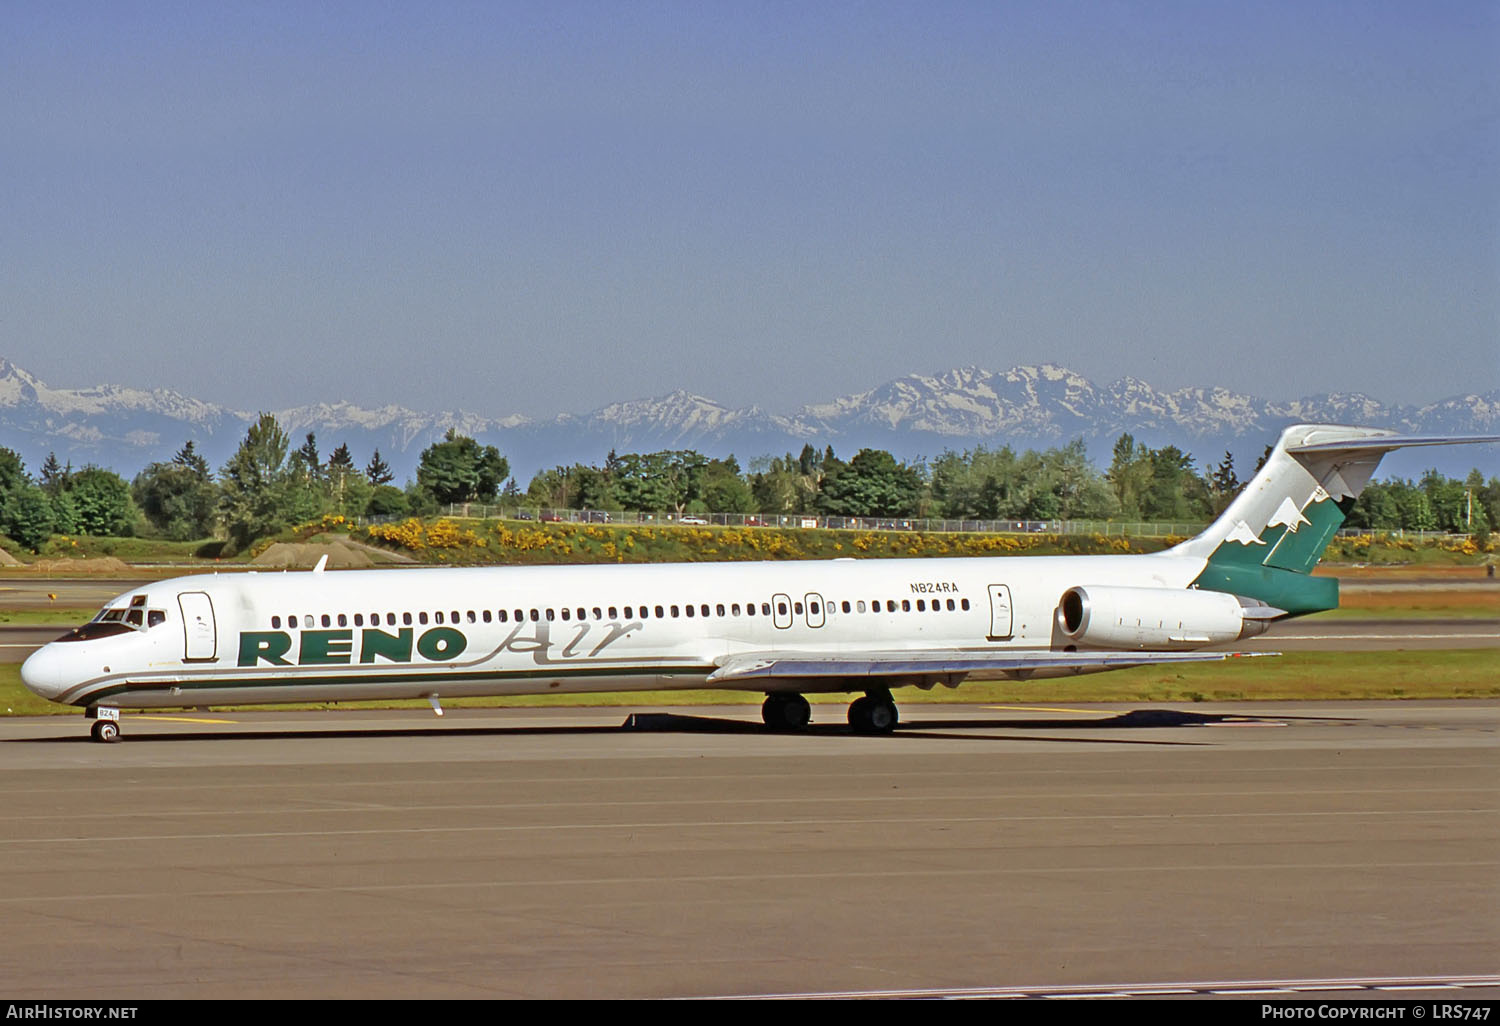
[1263,496,1355,575]
[1192,563,1339,616]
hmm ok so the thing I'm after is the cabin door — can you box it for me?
[804,592,826,629]
[772,593,793,630]
[986,584,1013,641]
[178,591,218,661]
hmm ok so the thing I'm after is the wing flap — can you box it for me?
[707,648,1269,683]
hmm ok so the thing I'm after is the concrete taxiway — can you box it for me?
[0,701,1495,999]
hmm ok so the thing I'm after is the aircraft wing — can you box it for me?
[706,648,1269,685]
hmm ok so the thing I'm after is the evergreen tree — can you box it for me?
[219,413,294,554]
[365,449,394,486]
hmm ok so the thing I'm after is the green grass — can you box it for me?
[5,649,1495,718]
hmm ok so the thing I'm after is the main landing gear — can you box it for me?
[848,689,899,734]
[761,692,811,730]
[86,706,121,744]
[760,689,901,735]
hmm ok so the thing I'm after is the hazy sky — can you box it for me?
[4,1,1496,418]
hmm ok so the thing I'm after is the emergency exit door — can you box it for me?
[986,584,1013,641]
[178,591,217,661]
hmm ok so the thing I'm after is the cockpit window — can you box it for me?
[148,610,166,628]
[54,622,136,643]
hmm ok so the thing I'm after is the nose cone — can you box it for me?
[21,645,72,702]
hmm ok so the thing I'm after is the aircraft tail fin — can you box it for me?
[1173,425,1497,614]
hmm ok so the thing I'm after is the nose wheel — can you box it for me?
[86,707,121,743]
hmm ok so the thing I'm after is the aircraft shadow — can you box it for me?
[4,706,1337,746]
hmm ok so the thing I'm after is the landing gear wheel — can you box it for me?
[848,695,898,734]
[90,720,120,744]
[762,693,811,730]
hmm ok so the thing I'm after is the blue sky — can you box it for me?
[3,1,1496,418]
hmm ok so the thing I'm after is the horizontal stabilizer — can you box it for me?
[1287,433,1499,455]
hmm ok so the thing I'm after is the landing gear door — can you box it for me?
[986,584,1013,642]
[178,591,217,661]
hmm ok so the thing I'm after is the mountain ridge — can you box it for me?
[0,358,1493,482]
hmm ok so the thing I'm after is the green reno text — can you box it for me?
[238,628,467,666]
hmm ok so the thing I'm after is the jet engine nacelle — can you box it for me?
[1056,585,1272,651]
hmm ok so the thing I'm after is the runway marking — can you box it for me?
[692,974,1500,1000]
[1273,632,1500,640]
[134,715,238,724]
[982,705,1104,715]
[0,863,1497,908]
[0,814,1495,844]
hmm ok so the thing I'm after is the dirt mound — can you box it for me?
[251,539,396,568]
[0,547,22,567]
[28,557,133,574]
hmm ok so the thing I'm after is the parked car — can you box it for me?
[583,510,610,523]
[540,511,563,523]
[744,517,766,527]
[679,515,708,525]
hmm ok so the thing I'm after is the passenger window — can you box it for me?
[746,603,755,616]
[857,601,866,613]
[700,604,709,617]
[546,609,555,621]
[716,604,725,617]
[530,609,539,622]
[483,610,492,623]
[354,614,363,627]
[793,602,803,615]
[947,599,955,611]
[338,613,348,627]
[684,605,693,618]
[561,608,571,620]
[731,603,741,616]
[777,602,788,616]
[452,611,461,623]
[498,610,508,622]
[467,611,476,623]
[761,602,771,616]
[403,612,413,626]
[272,616,281,629]
[592,608,601,620]
[671,605,680,618]
[656,605,665,619]
[289,615,299,628]
[321,614,331,628]
[916,600,925,612]
[842,601,851,613]
[577,608,586,621]
[419,612,429,625]
[902,600,911,612]
[961,598,970,611]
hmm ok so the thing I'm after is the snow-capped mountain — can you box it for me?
[0,357,1493,482]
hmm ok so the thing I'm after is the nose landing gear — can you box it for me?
[86,707,121,743]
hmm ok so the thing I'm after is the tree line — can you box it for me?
[0,415,1493,553]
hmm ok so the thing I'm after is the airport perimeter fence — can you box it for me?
[354,505,1490,544]
[370,504,1210,538]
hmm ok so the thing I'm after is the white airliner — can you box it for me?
[20,424,1497,742]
